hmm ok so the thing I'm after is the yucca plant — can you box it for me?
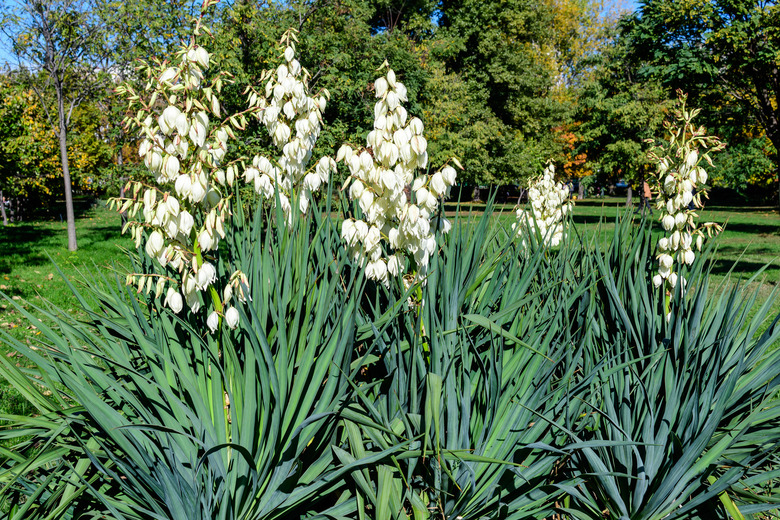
[559,213,780,520]
[335,201,599,519]
[0,193,383,519]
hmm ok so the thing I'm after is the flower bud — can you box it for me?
[164,156,180,180]
[662,215,675,231]
[225,306,239,329]
[197,262,217,290]
[675,212,687,229]
[165,288,183,314]
[375,77,388,98]
[195,47,209,68]
[198,229,215,251]
[207,311,219,333]
[145,230,165,257]
[686,149,698,168]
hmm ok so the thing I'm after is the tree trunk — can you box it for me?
[0,191,7,226]
[626,186,633,207]
[57,85,78,251]
[578,182,585,200]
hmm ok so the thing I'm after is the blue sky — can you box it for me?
[0,1,642,69]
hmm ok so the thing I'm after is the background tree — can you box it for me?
[1,0,111,250]
[625,0,780,204]
[577,20,671,203]
[0,78,62,223]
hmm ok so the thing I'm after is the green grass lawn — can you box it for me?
[575,197,780,283]
[447,196,780,281]
[2,196,780,414]
[0,203,133,414]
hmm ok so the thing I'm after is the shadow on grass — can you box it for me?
[706,206,779,214]
[719,222,780,236]
[0,225,60,275]
[709,259,780,281]
[0,223,123,275]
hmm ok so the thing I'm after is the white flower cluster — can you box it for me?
[111,14,254,330]
[648,94,724,293]
[651,150,704,290]
[338,64,458,286]
[512,163,572,248]
[244,31,336,225]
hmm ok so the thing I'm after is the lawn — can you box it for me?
[446,196,780,283]
[1,196,780,414]
[574,197,780,283]
[0,203,133,414]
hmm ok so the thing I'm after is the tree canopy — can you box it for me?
[0,0,777,218]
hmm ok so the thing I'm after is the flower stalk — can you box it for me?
[647,90,725,301]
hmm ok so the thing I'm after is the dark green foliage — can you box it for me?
[0,194,377,518]
[620,0,780,200]
[561,215,780,519]
[575,20,671,186]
